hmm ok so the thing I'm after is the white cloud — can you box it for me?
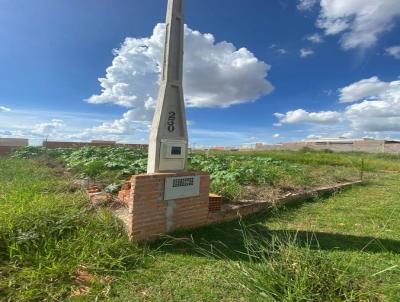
[338,76,392,103]
[385,46,400,59]
[67,110,149,141]
[274,109,341,124]
[270,44,288,55]
[316,0,400,50]
[297,0,318,11]
[0,130,12,136]
[276,48,288,54]
[345,81,400,131]
[0,106,11,112]
[306,33,324,44]
[87,23,273,118]
[276,76,400,135]
[300,48,315,58]
[31,119,65,137]
[307,134,323,139]
[272,133,280,138]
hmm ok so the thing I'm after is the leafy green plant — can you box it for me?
[105,180,126,193]
[83,159,106,184]
[12,147,365,201]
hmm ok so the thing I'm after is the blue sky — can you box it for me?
[1,0,400,146]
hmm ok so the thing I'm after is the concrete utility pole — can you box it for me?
[147,0,188,173]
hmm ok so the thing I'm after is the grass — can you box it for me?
[12,147,368,201]
[0,159,148,301]
[229,149,400,172]
[1,152,400,301]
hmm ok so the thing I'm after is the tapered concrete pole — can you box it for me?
[147,0,188,173]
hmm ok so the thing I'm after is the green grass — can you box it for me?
[229,149,400,172]
[0,159,149,301]
[1,154,400,301]
[12,147,369,201]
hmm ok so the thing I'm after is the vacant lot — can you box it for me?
[12,146,390,201]
[1,151,399,301]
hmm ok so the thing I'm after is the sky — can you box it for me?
[1,0,400,147]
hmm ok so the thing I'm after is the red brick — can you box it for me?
[120,171,211,241]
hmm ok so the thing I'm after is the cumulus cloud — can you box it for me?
[300,48,315,58]
[306,33,324,44]
[297,0,318,11]
[385,46,400,59]
[315,0,400,50]
[339,76,393,103]
[68,110,149,141]
[345,81,400,131]
[31,119,65,137]
[87,23,273,120]
[0,106,11,112]
[275,76,400,135]
[272,133,280,138]
[274,109,341,124]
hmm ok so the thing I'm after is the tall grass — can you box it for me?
[192,224,375,302]
[0,159,148,301]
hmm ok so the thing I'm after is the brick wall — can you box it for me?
[267,140,400,153]
[43,141,148,150]
[0,138,28,147]
[124,172,209,241]
[0,146,17,157]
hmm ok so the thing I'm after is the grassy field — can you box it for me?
[0,151,399,301]
[12,147,372,201]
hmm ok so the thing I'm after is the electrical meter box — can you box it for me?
[159,139,187,171]
[164,175,200,200]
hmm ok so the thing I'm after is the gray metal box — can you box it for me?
[164,175,200,200]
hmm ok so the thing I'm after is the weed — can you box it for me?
[232,227,374,302]
[192,224,375,302]
[0,159,149,301]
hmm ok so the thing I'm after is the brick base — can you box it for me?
[208,193,222,212]
[120,171,210,242]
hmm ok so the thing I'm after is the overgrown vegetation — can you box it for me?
[1,153,399,301]
[237,148,400,172]
[0,159,148,301]
[12,147,366,201]
[233,233,371,301]
[193,226,375,301]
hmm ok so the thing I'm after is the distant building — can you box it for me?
[90,140,116,144]
[255,143,283,151]
[273,138,400,153]
[211,146,226,151]
[0,138,29,157]
[42,140,147,150]
[0,138,28,147]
